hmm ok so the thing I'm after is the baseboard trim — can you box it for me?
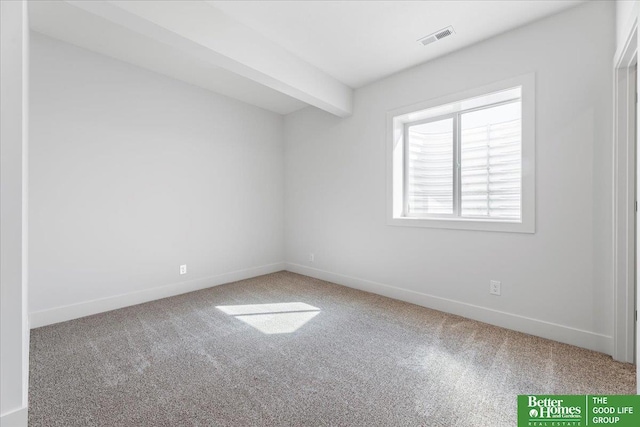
[29,262,286,328]
[285,263,614,355]
[1,406,27,427]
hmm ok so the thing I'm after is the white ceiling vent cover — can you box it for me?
[418,26,455,46]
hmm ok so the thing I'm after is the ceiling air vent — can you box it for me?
[418,26,455,46]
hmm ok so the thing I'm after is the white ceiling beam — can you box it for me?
[66,0,353,117]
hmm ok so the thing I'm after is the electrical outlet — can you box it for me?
[490,280,501,296]
[309,253,315,262]
[180,264,187,275]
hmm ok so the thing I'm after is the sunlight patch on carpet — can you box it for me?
[216,302,321,334]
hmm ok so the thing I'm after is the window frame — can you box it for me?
[386,73,535,233]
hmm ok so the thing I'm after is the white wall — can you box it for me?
[0,1,29,426]
[617,0,637,51]
[29,33,284,324]
[284,1,615,354]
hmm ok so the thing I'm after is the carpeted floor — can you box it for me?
[29,271,635,426]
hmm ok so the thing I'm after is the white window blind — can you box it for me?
[406,118,454,216]
[404,97,522,220]
[460,102,521,219]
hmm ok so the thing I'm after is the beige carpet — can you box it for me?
[29,271,635,426]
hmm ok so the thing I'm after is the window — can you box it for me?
[387,75,535,233]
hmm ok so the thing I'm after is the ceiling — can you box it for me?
[211,0,584,88]
[29,1,307,115]
[29,1,585,116]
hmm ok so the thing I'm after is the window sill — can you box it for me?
[387,216,535,233]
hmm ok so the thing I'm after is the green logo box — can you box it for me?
[518,395,640,426]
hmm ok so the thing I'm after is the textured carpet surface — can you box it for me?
[29,272,635,426]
